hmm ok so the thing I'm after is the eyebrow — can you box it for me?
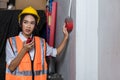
[23,20,35,22]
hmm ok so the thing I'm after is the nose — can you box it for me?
[27,22,31,27]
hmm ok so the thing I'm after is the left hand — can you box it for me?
[63,23,69,40]
[56,24,69,55]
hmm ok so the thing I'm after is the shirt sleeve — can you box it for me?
[5,39,16,66]
[46,43,57,57]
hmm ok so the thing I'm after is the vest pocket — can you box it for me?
[19,62,31,71]
[33,62,42,71]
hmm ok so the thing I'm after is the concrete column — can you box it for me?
[76,0,98,80]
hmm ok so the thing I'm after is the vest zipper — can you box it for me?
[28,51,35,80]
[31,60,34,80]
[31,39,35,80]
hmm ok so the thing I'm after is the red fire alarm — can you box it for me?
[65,0,73,32]
[65,17,73,32]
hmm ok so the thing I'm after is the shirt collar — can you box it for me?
[19,32,32,42]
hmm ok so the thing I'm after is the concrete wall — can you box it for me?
[54,0,120,80]
[54,0,98,80]
[54,0,76,80]
[99,0,120,80]
[55,0,98,80]
[76,0,98,80]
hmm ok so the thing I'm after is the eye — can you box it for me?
[23,21,28,24]
[31,22,35,25]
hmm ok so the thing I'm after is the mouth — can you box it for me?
[25,29,31,33]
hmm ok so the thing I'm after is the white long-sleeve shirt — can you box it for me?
[6,32,57,66]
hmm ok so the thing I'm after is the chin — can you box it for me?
[25,32,32,36]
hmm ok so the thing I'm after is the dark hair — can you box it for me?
[19,13,38,27]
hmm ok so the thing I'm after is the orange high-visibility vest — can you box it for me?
[6,36,48,80]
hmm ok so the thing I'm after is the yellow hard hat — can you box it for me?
[18,6,40,24]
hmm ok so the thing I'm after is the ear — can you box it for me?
[19,22,23,28]
[18,18,22,27]
[18,21,20,25]
[18,19,21,27]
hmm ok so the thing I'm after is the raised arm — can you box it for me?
[56,24,69,55]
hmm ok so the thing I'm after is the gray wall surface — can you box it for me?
[54,0,76,80]
[54,0,120,80]
[76,0,98,80]
[99,0,120,80]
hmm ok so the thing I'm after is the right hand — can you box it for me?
[23,39,34,52]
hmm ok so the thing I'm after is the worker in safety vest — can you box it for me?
[5,6,68,80]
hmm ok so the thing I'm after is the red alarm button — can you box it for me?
[65,17,73,32]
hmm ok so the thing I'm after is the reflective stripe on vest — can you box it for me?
[8,37,18,56]
[6,68,47,76]
[41,39,45,72]
[6,36,47,80]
